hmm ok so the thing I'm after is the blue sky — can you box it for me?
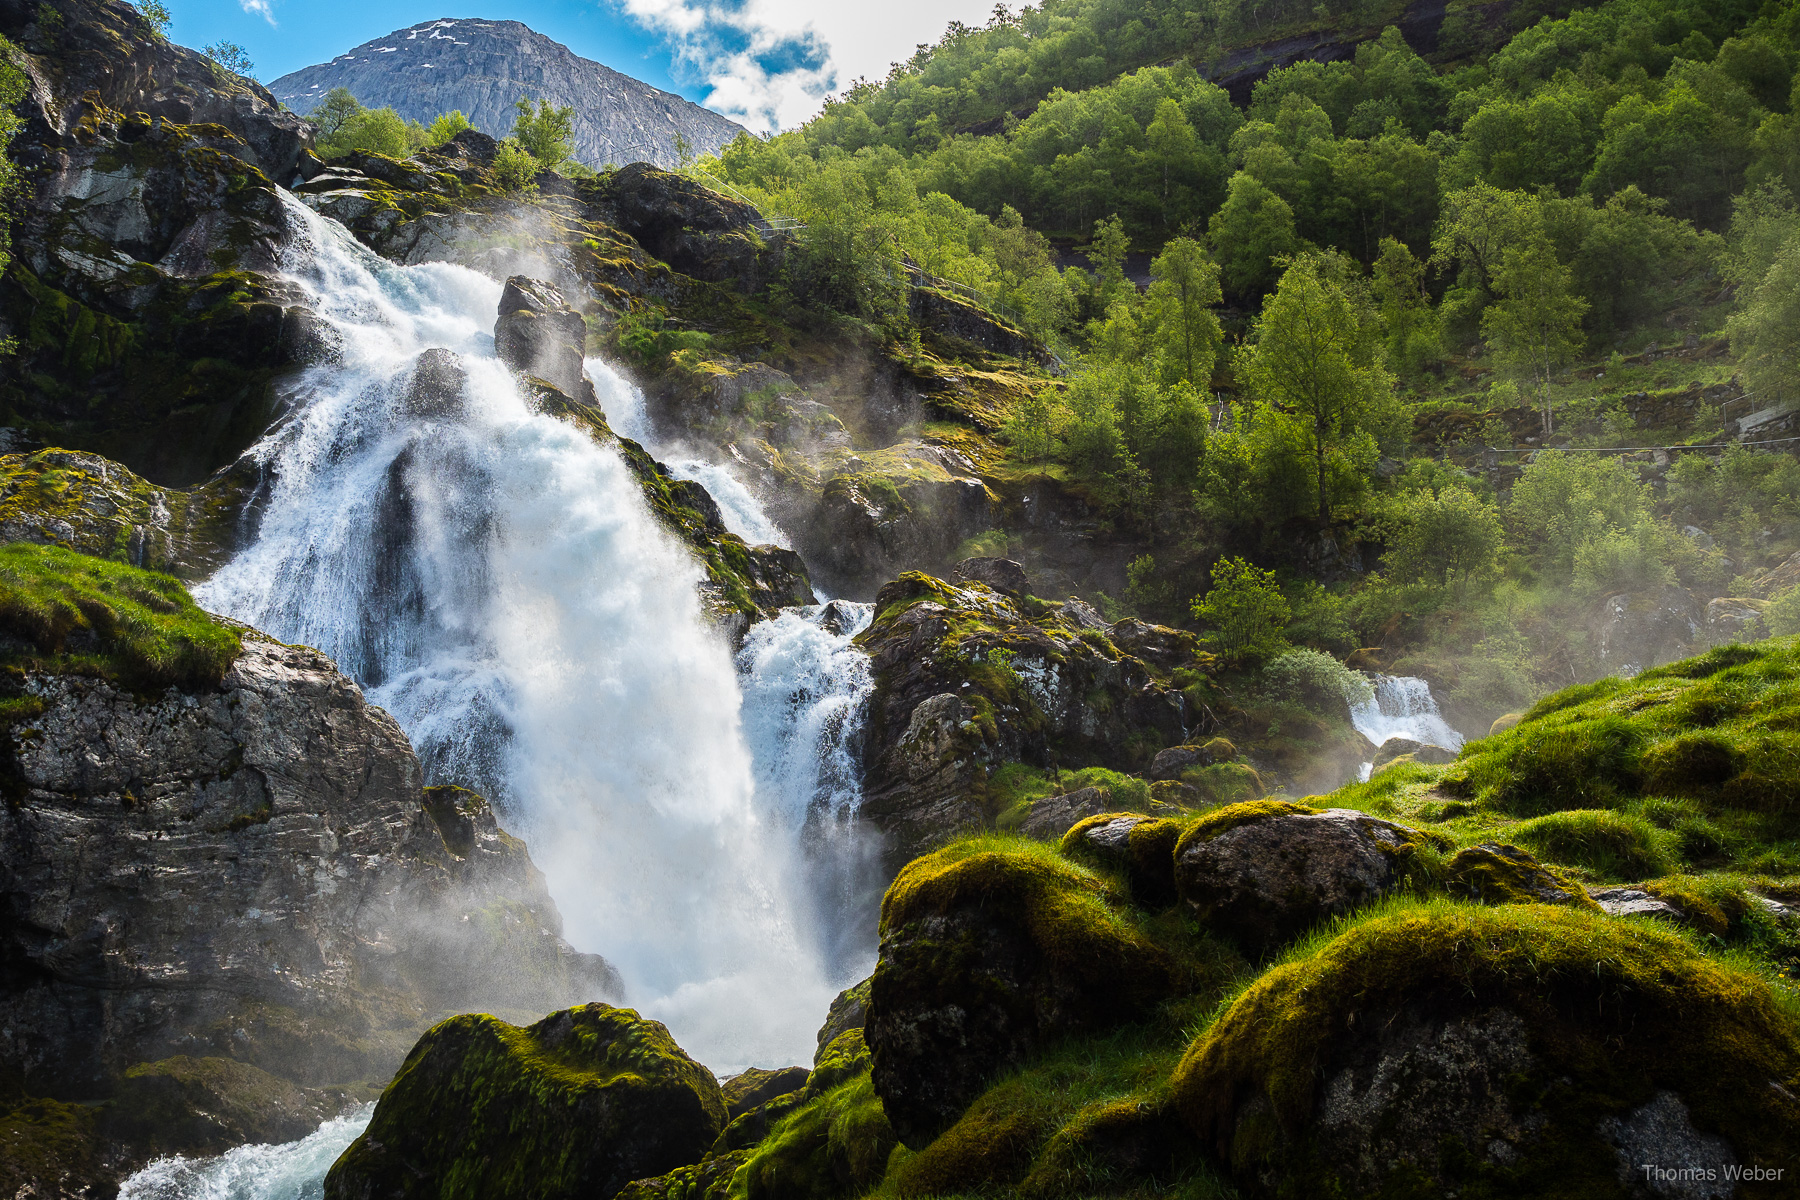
[164,0,1012,131]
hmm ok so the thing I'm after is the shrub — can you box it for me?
[1191,557,1290,665]
[491,141,541,192]
[1257,648,1373,716]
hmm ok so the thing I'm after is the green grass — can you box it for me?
[0,543,241,690]
[1510,809,1681,881]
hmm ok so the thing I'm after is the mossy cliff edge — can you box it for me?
[349,635,1800,1200]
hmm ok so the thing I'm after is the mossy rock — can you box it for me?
[323,1005,726,1200]
[1489,711,1524,737]
[1439,637,1800,818]
[868,838,1179,1148]
[1172,802,1433,954]
[1171,899,1800,1197]
[808,1028,872,1098]
[0,542,241,689]
[1060,813,1184,908]
[722,1066,810,1121]
[735,1071,897,1200]
[1444,843,1600,909]
[0,1098,102,1200]
[814,978,870,1063]
[98,1055,335,1157]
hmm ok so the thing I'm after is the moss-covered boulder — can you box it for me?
[723,1066,811,1121]
[1444,842,1598,908]
[1171,900,1800,1197]
[1061,813,1184,908]
[1172,801,1431,954]
[866,838,1179,1148]
[98,1056,334,1156]
[324,1005,725,1200]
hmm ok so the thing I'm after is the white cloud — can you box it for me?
[240,0,276,26]
[610,0,1014,132]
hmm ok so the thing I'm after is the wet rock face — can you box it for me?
[855,572,1205,864]
[495,275,591,400]
[0,634,618,1106]
[325,1005,726,1200]
[1591,586,1705,674]
[588,164,773,291]
[1173,806,1423,952]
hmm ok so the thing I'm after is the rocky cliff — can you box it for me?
[0,552,618,1195]
[270,19,748,171]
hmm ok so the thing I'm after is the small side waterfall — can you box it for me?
[1349,675,1465,782]
[193,196,874,1073]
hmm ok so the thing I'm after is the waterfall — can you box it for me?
[118,1106,374,1200]
[586,356,792,548]
[1348,675,1464,782]
[194,195,873,1072]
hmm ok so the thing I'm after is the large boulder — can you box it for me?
[324,1005,726,1200]
[1171,904,1800,1197]
[1590,586,1704,675]
[855,572,1208,864]
[1172,802,1430,953]
[495,275,590,400]
[866,843,1178,1147]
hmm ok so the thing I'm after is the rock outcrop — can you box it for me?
[855,571,1209,864]
[325,1005,725,1200]
[1172,802,1430,953]
[1171,903,1799,1197]
[0,0,320,485]
[495,275,591,400]
[0,618,617,1191]
[867,843,1178,1147]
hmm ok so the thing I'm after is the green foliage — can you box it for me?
[1236,253,1396,524]
[426,110,472,147]
[305,88,362,144]
[1506,450,1675,590]
[1769,586,1800,636]
[1481,233,1589,433]
[203,40,253,78]
[0,36,28,282]
[133,0,171,34]
[1191,557,1290,665]
[492,141,542,192]
[1257,647,1373,715]
[512,98,575,171]
[0,544,242,690]
[611,307,713,368]
[1383,483,1503,592]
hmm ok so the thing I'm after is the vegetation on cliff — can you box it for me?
[0,542,240,689]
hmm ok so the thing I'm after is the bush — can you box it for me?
[1191,557,1290,665]
[491,141,541,192]
[1768,586,1800,636]
[1257,648,1373,716]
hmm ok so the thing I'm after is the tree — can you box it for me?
[1002,388,1058,465]
[133,0,171,34]
[1207,171,1300,298]
[1085,214,1131,304]
[204,41,254,78]
[1145,237,1223,388]
[1480,235,1587,436]
[492,142,541,193]
[513,98,575,171]
[307,88,363,143]
[1192,557,1291,663]
[1370,236,1438,376]
[1237,253,1395,525]
[426,111,472,147]
[1386,486,1503,592]
[1723,185,1800,401]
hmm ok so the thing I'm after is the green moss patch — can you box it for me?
[1170,800,1317,858]
[1171,898,1800,1194]
[1511,808,1682,881]
[324,1004,725,1200]
[0,543,241,689]
[737,1072,897,1200]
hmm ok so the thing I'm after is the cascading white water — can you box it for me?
[118,1106,374,1200]
[1349,675,1465,781]
[194,195,872,1071]
[588,356,792,548]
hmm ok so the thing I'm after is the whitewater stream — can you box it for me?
[1349,675,1465,781]
[190,196,876,1098]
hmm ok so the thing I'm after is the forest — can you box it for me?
[685,0,1800,731]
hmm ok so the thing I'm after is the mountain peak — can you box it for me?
[269,18,748,170]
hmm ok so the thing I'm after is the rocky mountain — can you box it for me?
[268,19,749,170]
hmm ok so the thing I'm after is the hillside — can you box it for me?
[268,18,748,169]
